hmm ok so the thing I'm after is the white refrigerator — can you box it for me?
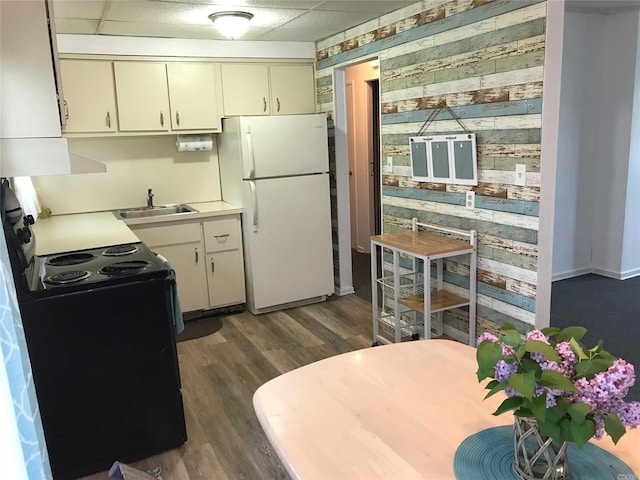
[218,114,334,314]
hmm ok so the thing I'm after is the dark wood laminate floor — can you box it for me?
[81,294,372,480]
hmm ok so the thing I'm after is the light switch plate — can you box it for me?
[515,164,526,186]
[385,156,393,173]
[465,190,475,210]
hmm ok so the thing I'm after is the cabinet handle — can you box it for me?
[213,234,230,239]
[106,111,111,128]
[160,111,164,127]
[277,97,280,112]
[176,111,180,126]
[195,247,199,264]
[263,97,267,112]
[211,258,215,273]
[63,100,69,120]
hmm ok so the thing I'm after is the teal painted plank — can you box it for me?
[382,129,540,145]
[316,75,332,88]
[317,0,542,70]
[469,219,537,244]
[383,205,472,230]
[382,185,465,205]
[382,99,542,125]
[383,186,539,217]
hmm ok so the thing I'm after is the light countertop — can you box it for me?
[33,211,140,256]
[33,201,242,255]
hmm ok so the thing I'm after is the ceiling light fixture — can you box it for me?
[208,11,254,39]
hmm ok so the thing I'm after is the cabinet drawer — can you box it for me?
[203,217,240,252]
[132,222,201,247]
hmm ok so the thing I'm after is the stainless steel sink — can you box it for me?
[114,204,197,220]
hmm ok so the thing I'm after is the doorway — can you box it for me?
[344,59,381,302]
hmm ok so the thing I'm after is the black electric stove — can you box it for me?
[1,181,187,480]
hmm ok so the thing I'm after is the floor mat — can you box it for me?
[176,316,223,342]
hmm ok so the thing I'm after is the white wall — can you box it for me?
[553,9,640,280]
[553,11,600,279]
[33,136,221,214]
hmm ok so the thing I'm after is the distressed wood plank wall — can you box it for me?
[316,0,547,338]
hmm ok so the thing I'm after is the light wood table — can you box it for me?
[253,340,639,479]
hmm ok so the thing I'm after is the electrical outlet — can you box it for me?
[515,164,526,186]
[465,191,475,210]
[385,156,393,173]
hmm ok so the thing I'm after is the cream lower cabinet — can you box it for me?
[220,63,315,116]
[132,214,245,312]
[60,59,117,133]
[203,215,246,308]
[131,220,209,312]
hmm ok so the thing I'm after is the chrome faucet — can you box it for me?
[147,188,154,208]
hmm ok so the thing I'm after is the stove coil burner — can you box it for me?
[44,270,91,285]
[102,244,139,256]
[100,260,150,276]
[46,253,95,266]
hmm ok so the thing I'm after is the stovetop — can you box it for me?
[28,242,168,294]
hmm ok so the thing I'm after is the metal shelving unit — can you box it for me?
[370,218,477,346]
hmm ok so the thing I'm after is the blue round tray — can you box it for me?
[454,426,636,480]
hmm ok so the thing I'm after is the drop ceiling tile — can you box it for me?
[153,0,321,8]
[98,20,269,41]
[257,27,337,42]
[283,10,378,31]
[315,1,415,13]
[54,18,100,35]
[52,0,106,19]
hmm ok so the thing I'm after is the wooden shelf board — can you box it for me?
[371,230,473,257]
[399,291,469,313]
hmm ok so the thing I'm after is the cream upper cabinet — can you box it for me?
[114,62,170,132]
[166,62,222,132]
[221,64,271,116]
[60,60,117,133]
[269,64,316,115]
[220,63,316,117]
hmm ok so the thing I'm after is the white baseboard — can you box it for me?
[335,286,355,296]
[553,267,640,281]
[552,267,591,282]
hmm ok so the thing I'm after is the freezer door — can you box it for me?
[240,114,329,178]
[242,173,334,311]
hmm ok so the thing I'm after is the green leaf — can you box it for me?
[484,381,508,400]
[528,393,547,422]
[541,327,561,337]
[508,370,536,400]
[558,326,587,342]
[604,413,626,444]
[500,322,518,332]
[524,340,560,363]
[515,407,534,418]
[502,329,521,348]
[575,358,614,379]
[476,340,502,381]
[570,338,589,361]
[538,418,561,442]
[567,402,591,425]
[520,357,542,376]
[538,370,578,392]
[492,396,524,416]
[569,418,596,448]
[546,404,567,423]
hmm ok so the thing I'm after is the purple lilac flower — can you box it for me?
[614,401,640,429]
[505,387,522,398]
[555,341,577,377]
[477,332,499,345]
[495,360,518,382]
[594,413,605,440]
[502,344,515,356]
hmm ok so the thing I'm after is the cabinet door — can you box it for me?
[206,250,246,308]
[60,60,117,133]
[114,62,170,132]
[154,243,209,313]
[166,62,222,131]
[221,64,270,116]
[269,64,316,115]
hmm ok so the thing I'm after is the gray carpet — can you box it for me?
[551,273,640,401]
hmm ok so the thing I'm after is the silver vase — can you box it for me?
[513,416,570,480]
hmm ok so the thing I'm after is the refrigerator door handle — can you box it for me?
[249,180,258,232]
[246,129,256,178]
